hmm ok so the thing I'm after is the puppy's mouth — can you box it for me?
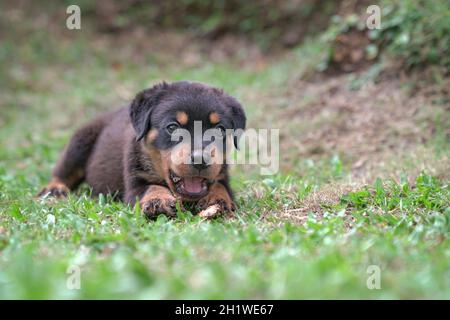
[169,170,209,199]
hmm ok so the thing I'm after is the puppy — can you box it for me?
[38,81,246,218]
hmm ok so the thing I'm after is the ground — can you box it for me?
[0,6,449,299]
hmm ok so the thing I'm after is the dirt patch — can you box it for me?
[328,28,373,74]
[254,64,449,177]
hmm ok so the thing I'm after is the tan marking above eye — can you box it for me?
[209,112,220,124]
[176,111,189,125]
[147,128,159,142]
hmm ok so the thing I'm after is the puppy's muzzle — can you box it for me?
[191,149,211,171]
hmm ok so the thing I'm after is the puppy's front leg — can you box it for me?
[125,183,178,218]
[138,185,179,218]
[197,182,236,218]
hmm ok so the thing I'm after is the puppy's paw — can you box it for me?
[197,197,235,212]
[197,184,235,218]
[37,180,69,199]
[141,196,178,218]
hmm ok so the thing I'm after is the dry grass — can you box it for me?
[273,183,360,224]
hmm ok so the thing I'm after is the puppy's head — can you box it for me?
[130,81,246,200]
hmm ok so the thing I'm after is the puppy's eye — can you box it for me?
[166,123,179,134]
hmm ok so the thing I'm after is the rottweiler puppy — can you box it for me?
[38,81,246,218]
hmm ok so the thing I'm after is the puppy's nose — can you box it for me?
[191,150,209,171]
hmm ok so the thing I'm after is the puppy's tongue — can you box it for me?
[183,177,204,194]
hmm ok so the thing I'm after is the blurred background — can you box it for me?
[1,0,448,179]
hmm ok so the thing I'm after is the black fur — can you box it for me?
[39,81,246,218]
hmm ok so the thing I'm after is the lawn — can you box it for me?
[0,4,449,299]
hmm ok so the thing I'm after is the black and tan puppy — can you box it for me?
[38,81,246,218]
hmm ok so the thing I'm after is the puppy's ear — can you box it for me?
[224,95,246,149]
[130,82,169,141]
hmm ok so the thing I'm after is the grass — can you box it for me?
[1,172,448,299]
[0,5,449,299]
